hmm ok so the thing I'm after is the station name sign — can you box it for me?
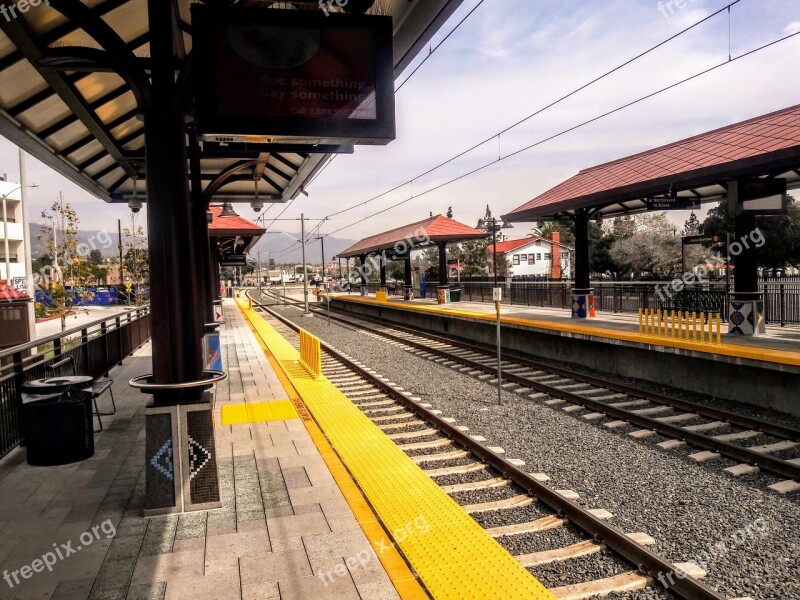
[192,6,396,145]
[645,195,700,211]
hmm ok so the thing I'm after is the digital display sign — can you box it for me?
[192,6,395,145]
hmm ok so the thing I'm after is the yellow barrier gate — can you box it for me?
[638,309,722,345]
[299,329,323,379]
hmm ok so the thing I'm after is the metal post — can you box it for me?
[492,224,498,288]
[19,150,36,341]
[2,193,10,285]
[144,0,204,401]
[495,296,502,405]
[301,213,309,314]
[118,219,124,289]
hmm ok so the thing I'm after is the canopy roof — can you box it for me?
[504,104,800,223]
[338,214,488,258]
[0,0,464,206]
[208,205,265,255]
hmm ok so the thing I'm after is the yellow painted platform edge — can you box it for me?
[332,294,800,367]
[235,299,428,600]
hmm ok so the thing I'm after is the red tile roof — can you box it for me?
[208,206,266,235]
[489,238,535,253]
[338,215,487,258]
[0,281,30,301]
[505,104,800,221]
[489,237,573,253]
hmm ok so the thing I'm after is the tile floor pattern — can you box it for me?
[0,302,401,600]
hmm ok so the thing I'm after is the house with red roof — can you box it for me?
[488,233,573,280]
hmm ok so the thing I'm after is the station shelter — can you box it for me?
[503,104,800,333]
[336,214,488,301]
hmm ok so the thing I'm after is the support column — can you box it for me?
[189,129,213,326]
[728,180,765,335]
[436,240,450,304]
[404,254,413,300]
[571,210,595,318]
[359,254,367,296]
[379,251,387,292]
[142,0,220,516]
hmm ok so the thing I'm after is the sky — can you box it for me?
[1,0,799,252]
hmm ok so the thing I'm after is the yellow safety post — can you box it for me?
[677,311,682,339]
[638,308,643,334]
[701,313,707,343]
[691,312,697,341]
[299,329,323,379]
[659,310,665,337]
[684,311,689,339]
[670,310,675,338]
[651,309,656,335]
[716,313,721,345]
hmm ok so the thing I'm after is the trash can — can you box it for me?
[21,379,95,466]
[450,288,462,302]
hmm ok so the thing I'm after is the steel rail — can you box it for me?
[260,291,800,483]
[249,292,726,600]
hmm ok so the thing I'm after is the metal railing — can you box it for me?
[0,306,151,459]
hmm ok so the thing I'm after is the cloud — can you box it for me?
[785,21,800,34]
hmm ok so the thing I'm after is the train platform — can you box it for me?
[0,297,556,600]
[324,293,800,417]
[326,293,800,363]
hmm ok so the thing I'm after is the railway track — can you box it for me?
[259,290,800,495]
[248,291,757,600]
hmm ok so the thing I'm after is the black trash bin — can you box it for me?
[21,379,95,466]
[449,288,462,302]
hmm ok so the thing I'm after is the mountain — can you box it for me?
[29,223,124,260]
[249,232,358,266]
[28,223,356,266]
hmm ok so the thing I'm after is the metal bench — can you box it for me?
[45,356,116,433]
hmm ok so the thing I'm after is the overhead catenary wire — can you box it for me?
[323,29,798,237]
[319,0,745,223]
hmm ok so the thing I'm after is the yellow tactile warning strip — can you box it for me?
[236,299,556,600]
[334,295,800,367]
[236,300,427,600]
[219,400,297,425]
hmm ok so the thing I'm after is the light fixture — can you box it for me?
[251,180,263,212]
[476,218,486,229]
[128,177,142,213]
[501,219,514,229]
[219,201,239,218]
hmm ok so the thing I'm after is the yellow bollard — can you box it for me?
[670,310,675,338]
[638,308,643,335]
[716,313,721,345]
[677,311,682,339]
[691,312,697,341]
[660,310,665,337]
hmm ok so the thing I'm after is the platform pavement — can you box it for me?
[0,300,402,600]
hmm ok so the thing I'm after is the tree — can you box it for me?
[446,207,453,219]
[683,212,701,235]
[36,193,94,331]
[702,196,800,270]
[122,213,149,305]
[609,213,681,279]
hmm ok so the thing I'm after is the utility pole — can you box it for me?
[316,235,326,280]
[301,213,309,315]
[118,219,124,289]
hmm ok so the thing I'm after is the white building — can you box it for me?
[490,235,573,279]
[0,179,28,291]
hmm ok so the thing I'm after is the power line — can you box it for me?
[395,0,488,92]
[301,0,488,197]
[324,29,798,237]
[321,0,745,223]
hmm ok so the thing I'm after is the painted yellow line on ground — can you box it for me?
[237,298,555,600]
[219,400,297,425]
[333,295,800,367]
[237,301,428,600]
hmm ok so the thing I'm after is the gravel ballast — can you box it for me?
[265,301,800,600]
